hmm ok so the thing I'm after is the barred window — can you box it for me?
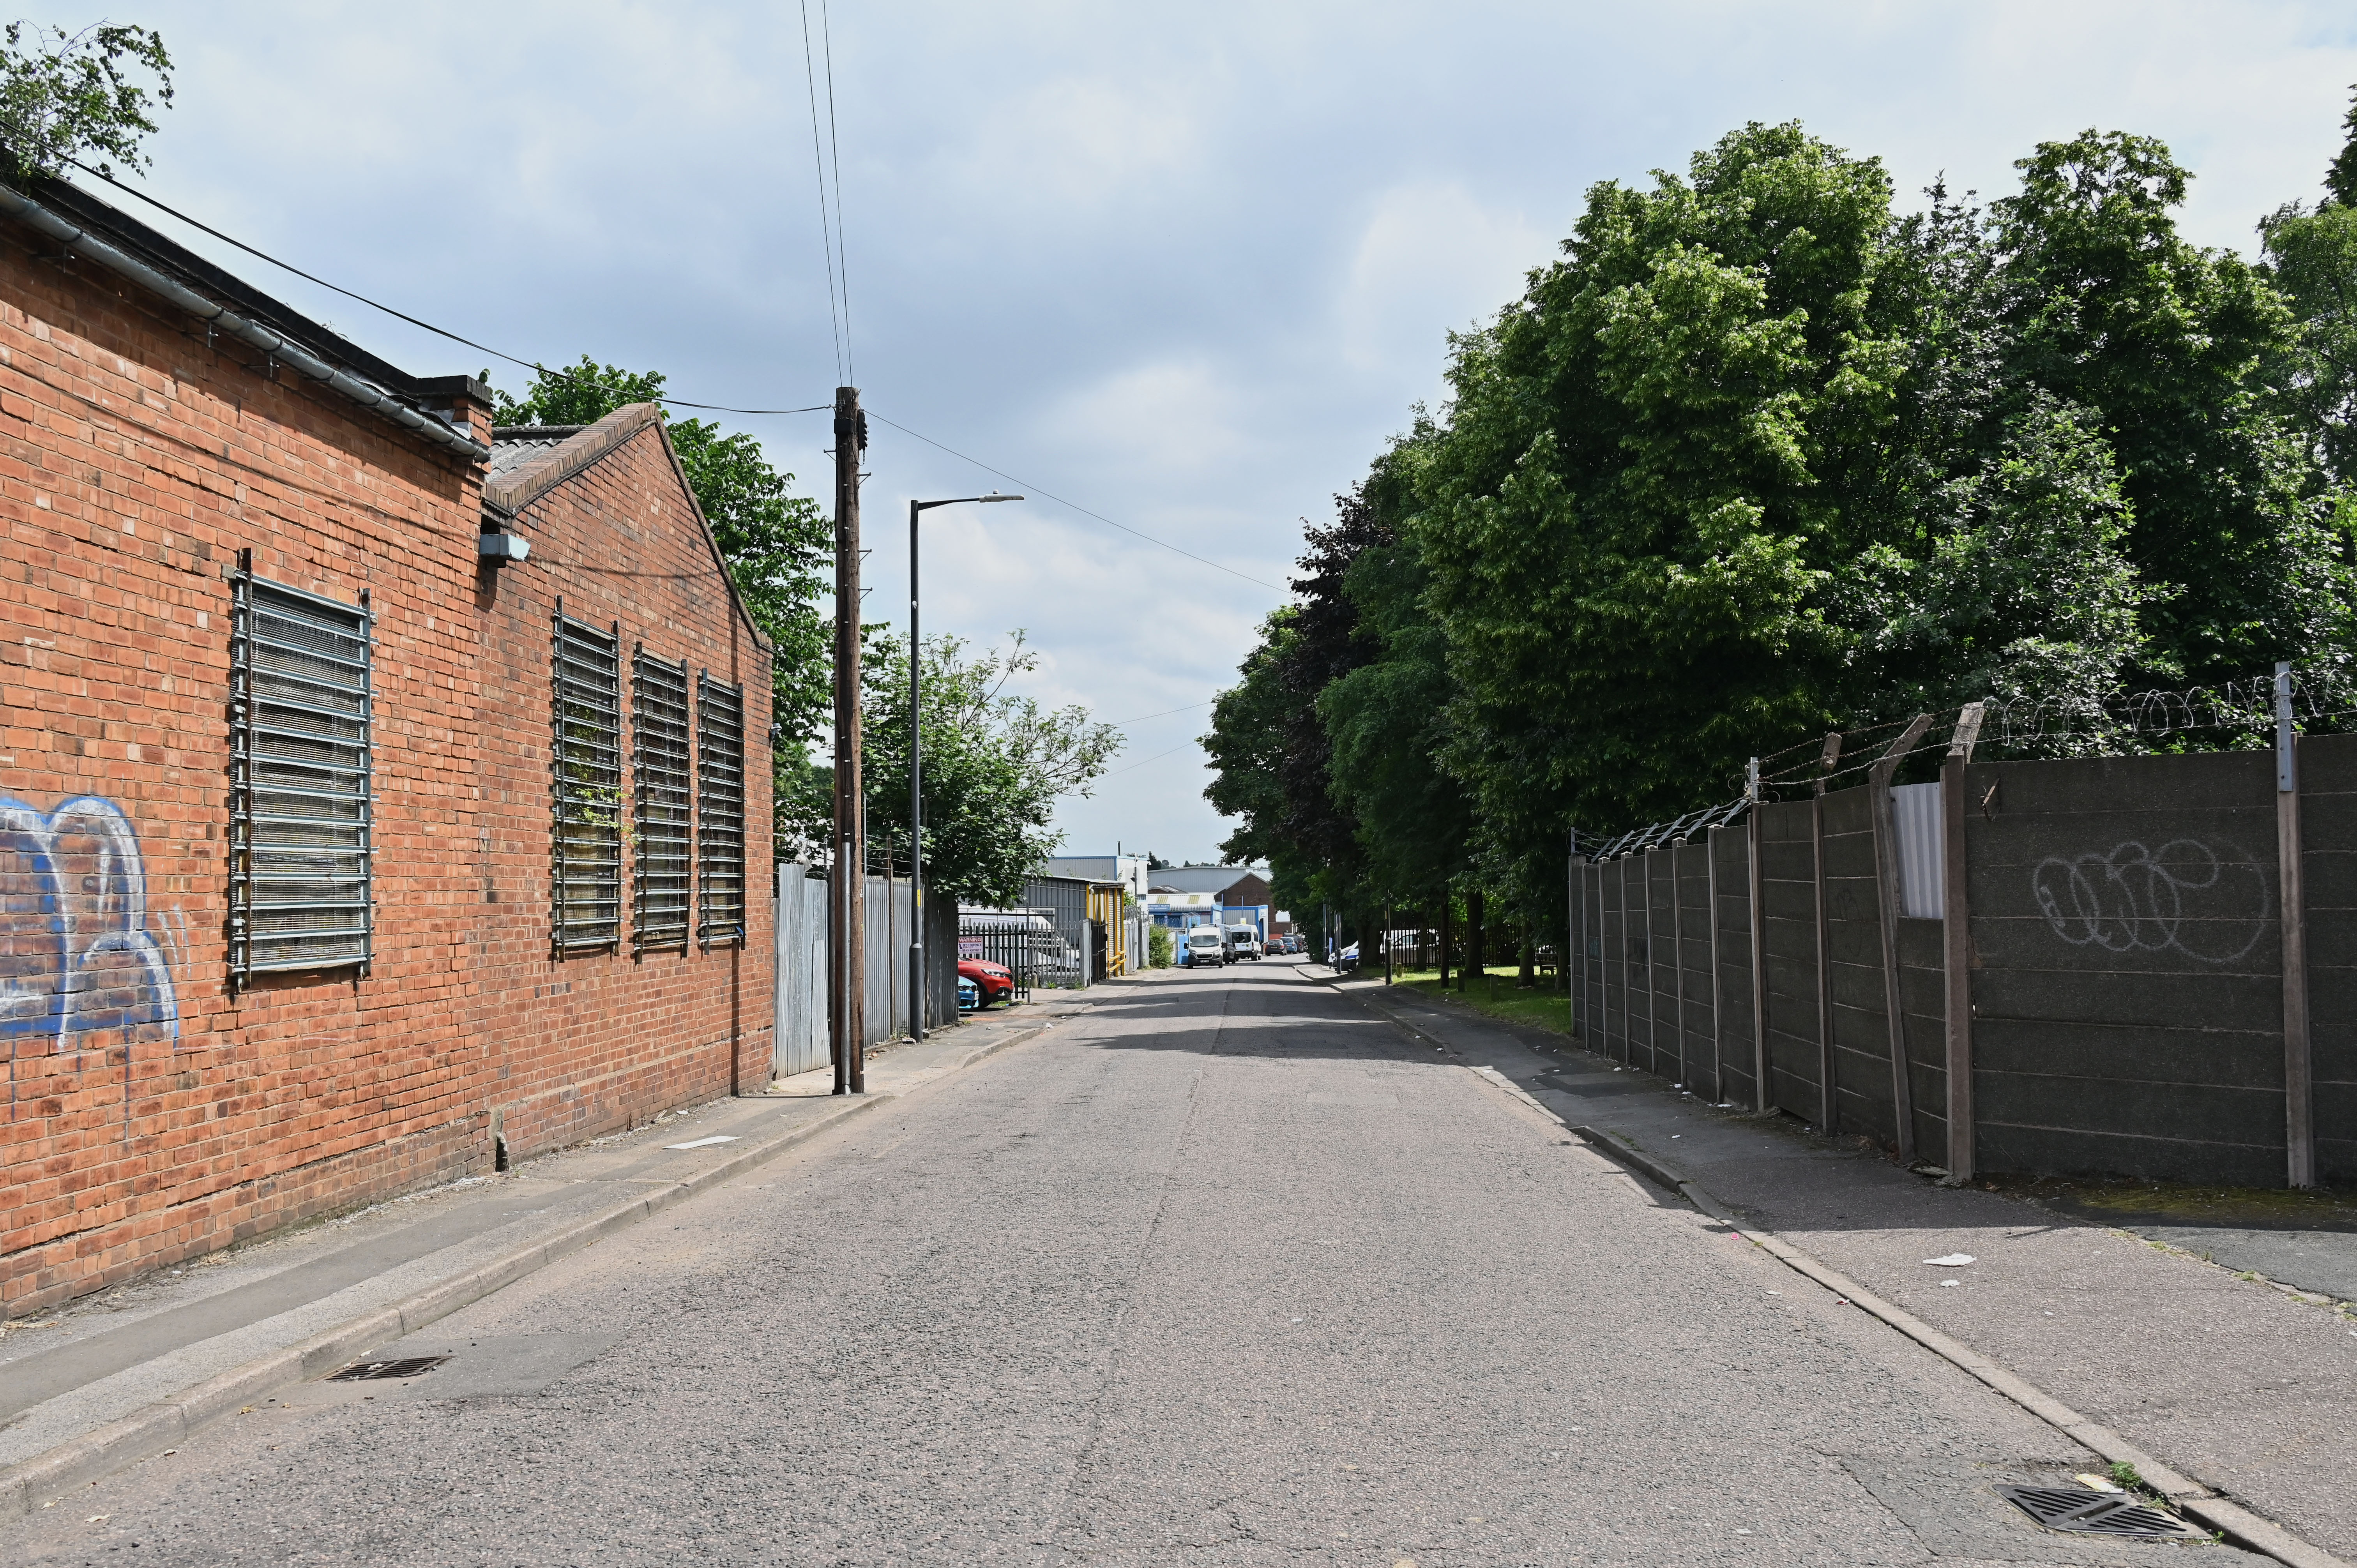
[229,571,373,988]
[696,674,746,947]
[552,610,622,954]
[632,647,691,955]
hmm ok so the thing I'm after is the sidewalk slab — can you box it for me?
[1321,971,2357,1566]
[0,996,1086,1519]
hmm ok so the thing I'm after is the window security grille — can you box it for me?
[696,674,746,947]
[229,573,373,989]
[632,648,691,955]
[552,611,623,954]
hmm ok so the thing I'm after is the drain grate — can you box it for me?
[1995,1485,2205,1540]
[326,1355,449,1383]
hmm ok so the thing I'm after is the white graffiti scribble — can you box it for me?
[2030,838,2271,965]
[0,795,180,1049]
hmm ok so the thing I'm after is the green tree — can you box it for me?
[843,630,1121,907]
[1411,123,1910,843]
[0,21,171,180]
[1838,395,2152,738]
[1991,130,2344,684]
[489,358,832,749]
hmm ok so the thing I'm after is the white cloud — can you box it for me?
[1336,181,1551,375]
[73,0,2357,860]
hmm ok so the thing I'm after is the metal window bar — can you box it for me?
[696,673,746,947]
[632,648,692,955]
[229,569,373,989]
[553,610,622,954]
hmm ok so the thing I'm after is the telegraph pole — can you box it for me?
[830,386,868,1094]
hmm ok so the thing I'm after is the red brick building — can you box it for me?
[0,174,774,1316]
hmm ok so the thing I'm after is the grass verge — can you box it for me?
[1378,965,1574,1036]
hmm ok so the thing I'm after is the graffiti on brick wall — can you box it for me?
[0,795,180,1047]
[2031,838,2271,965]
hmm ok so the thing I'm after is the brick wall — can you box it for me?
[0,213,774,1315]
[474,410,774,1160]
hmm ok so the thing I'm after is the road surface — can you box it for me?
[9,961,2220,1566]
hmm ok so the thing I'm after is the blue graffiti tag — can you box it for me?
[0,795,179,1048]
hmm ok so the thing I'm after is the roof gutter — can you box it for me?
[0,182,490,464]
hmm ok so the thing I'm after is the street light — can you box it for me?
[909,491,1022,1040]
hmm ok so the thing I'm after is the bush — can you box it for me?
[1147,926,1175,968]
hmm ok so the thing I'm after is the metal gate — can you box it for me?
[959,913,1045,1004]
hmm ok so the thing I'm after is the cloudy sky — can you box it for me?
[65,0,2357,870]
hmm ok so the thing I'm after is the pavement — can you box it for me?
[1319,967,2357,1564]
[0,991,1091,1522]
[0,957,2335,1565]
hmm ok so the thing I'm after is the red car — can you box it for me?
[959,957,1016,1007]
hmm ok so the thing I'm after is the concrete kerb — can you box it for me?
[1318,971,2350,1568]
[0,1009,1076,1525]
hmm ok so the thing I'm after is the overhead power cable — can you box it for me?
[1099,739,1203,779]
[819,0,853,384]
[869,413,1286,592]
[69,160,829,417]
[1105,699,1213,727]
[796,0,844,383]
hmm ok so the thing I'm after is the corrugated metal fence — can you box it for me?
[774,864,959,1081]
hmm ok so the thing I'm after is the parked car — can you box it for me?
[959,957,1016,1007]
[957,976,981,1013]
[1336,942,1360,971]
[1182,928,1228,967]
[1224,926,1263,962]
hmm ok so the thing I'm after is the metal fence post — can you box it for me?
[1812,732,1842,1134]
[1870,714,1934,1162]
[2278,663,2316,1190]
[1942,704,1982,1180]
[1747,760,1770,1113]
[1706,825,1723,1104]
[1671,836,1688,1087]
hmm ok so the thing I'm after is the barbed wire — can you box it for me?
[1578,662,2346,862]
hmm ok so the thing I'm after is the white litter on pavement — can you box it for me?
[664,1135,741,1150]
[1923,1254,1976,1266]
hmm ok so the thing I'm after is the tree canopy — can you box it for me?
[0,21,171,180]
[780,630,1121,906]
[1208,102,2357,961]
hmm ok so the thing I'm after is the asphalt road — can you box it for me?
[9,961,2242,1566]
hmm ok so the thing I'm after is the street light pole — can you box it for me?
[908,491,1021,1041]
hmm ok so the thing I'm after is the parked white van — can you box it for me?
[1182,928,1228,967]
[1224,926,1263,961]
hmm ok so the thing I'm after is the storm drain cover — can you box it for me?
[326,1356,449,1383]
[1995,1485,2206,1540]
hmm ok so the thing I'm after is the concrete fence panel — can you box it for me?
[1755,800,1823,1122]
[1961,751,2287,1185]
[2304,733,2357,1186]
[1709,824,1758,1109]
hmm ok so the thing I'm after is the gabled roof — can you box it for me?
[486,403,770,652]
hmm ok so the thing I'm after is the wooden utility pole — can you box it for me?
[830,386,867,1095]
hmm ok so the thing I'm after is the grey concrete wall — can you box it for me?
[2306,733,2357,1187]
[1897,916,1949,1162]
[1574,735,2336,1188]
[1755,799,1823,1122]
[1669,839,1715,1094]
[1821,786,1898,1144]
[1709,824,1757,1109]
[1961,751,2286,1185]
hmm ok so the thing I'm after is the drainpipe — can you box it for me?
[0,182,490,463]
